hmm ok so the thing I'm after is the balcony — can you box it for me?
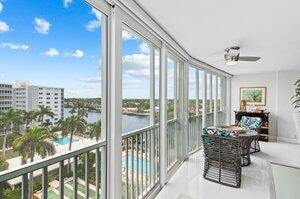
[1,0,300,199]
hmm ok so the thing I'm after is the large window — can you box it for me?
[0,1,106,198]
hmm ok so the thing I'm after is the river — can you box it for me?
[64,108,150,134]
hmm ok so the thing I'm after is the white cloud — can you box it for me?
[83,84,98,90]
[86,20,100,31]
[44,48,59,57]
[63,0,73,8]
[0,21,9,33]
[0,2,3,12]
[70,49,84,58]
[86,8,101,31]
[78,76,101,83]
[122,53,159,77]
[139,42,150,54]
[1,42,29,50]
[34,18,51,34]
[122,30,137,40]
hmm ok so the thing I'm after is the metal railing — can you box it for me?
[0,141,107,199]
[121,124,160,199]
[166,119,180,171]
[188,114,203,154]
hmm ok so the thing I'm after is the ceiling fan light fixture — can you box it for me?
[226,59,238,65]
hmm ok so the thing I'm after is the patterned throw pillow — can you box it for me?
[240,116,262,130]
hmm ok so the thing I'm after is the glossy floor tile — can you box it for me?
[155,141,300,199]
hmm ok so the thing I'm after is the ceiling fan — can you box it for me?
[224,46,260,65]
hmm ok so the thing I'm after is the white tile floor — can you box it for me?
[155,141,300,199]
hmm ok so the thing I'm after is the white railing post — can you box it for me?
[107,5,123,199]
[159,44,167,186]
[202,71,207,128]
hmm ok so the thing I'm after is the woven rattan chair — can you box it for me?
[202,134,242,188]
[240,116,262,154]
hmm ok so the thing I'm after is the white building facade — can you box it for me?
[0,83,13,112]
[13,84,64,124]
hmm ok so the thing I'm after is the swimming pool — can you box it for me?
[52,136,77,145]
[122,155,150,174]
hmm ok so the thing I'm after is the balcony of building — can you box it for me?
[0,0,300,199]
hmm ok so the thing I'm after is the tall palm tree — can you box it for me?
[72,101,88,118]
[22,110,37,130]
[60,115,86,151]
[13,127,56,199]
[0,108,23,158]
[87,121,101,142]
[35,105,54,126]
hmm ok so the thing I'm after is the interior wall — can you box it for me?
[231,70,300,142]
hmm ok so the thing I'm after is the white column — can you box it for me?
[182,62,189,160]
[100,14,108,199]
[159,44,168,186]
[195,70,200,147]
[174,61,178,119]
[226,77,232,125]
[213,76,218,126]
[202,71,207,127]
[195,70,199,115]
[209,74,213,113]
[107,6,122,199]
[150,48,155,125]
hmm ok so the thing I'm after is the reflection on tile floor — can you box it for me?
[156,141,300,199]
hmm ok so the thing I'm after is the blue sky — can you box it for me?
[0,0,216,99]
[0,0,152,98]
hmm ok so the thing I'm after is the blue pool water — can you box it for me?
[122,155,150,174]
[53,137,76,145]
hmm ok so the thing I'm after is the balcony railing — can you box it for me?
[188,114,203,154]
[121,124,160,199]
[166,119,180,171]
[0,141,107,199]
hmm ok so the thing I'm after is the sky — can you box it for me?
[0,0,219,99]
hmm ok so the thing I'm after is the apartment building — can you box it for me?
[0,83,13,112]
[13,84,64,124]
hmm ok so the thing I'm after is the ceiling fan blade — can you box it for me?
[239,56,261,62]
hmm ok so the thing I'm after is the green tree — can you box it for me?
[3,188,21,199]
[72,101,88,118]
[0,109,23,158]
[0,156,8,171]
[35,105,54,126]
[87,121,101,142]
[22,110,37,130]
[13,127,56,199]
[60,115,86,151]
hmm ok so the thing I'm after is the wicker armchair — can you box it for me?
[240,116,262,153]
[202,133,242,188]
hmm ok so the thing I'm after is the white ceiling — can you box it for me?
[135,0,300,75]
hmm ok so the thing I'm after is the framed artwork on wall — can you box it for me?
[240,87,266,106]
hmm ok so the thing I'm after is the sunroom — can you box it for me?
[0,0,299,199]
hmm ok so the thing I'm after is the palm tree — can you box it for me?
[87,121,101,142]
[60,115,86,151]
[0,109,23,158]
[22,110,37,130]
[13,127,56,199]
[72,101,88,118]
[35,105,54,126]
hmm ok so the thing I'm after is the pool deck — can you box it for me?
[6,136,95,187]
